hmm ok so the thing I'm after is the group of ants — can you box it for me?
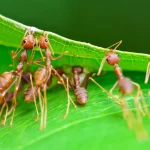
[1,28,150,140]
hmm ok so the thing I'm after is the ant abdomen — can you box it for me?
[40,76,52,91]
[118,78,134,94]
[34,68,47,86]
[0,72,13,92]
[24,86,38,102]
[74,87,88,105]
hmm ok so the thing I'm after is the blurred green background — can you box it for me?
[0,0,150,53]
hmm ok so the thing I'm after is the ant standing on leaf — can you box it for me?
[58,66,117,118]
[0,28,40,126]
[56,66,89,119]
[70,66,89,105]
[25,32,76,130]
[89,40,150,139]
[57,66,102,117]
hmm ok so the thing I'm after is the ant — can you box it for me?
[55,66,89,119]
[90,41,150,139]
[70,66,89,105]
[56,66,90,117]
[57,66,116,118]
[11,29,35,66]
[25,32,74,130]
[0,71,32,119]
[0,28,39,126]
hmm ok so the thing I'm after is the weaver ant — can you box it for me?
[0,28,40,126]
[56,66,89,119]
[0,71,32,120]
[25,32,75,130]
[90,41,150,139]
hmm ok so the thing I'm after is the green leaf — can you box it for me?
[0,14,150,73]
[0,14,150,150]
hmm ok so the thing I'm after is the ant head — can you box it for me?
[22,34,35,50]
[56,68,65,76]
[72,66,83,74]
[38,36,49,49]
[106,51,120,65]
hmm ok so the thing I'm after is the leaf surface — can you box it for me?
[0,15,150,150]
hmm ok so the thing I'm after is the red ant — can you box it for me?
[90,41,150,139]
[0,71,33,119]
[57,66,116,118]
[0,29,39,126]
[56,66,90,117]
[70,66,89,105]
[25,32,75,130]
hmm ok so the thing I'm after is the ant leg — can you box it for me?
[0,77,18,125]
[53,69,77,115]
[38,45,45,61]
[119,94,135,129]
[63,77,71,119]
[38,87,44,130]
[107,40,122,50]
[43,83,47,129]
[28,48,36,65]
[120,95,148,140]
[29,74,39,120]
[132,93,144,123]
[109,81,118,93]
[145,61,150,84]
[119,93,147,139]
[132,81,150,118]
[89,77,121,105]
[51,51,76,60]
[49,42,54,56]
[1,98,9,126]
[33,61,45,67]
[10,50,20,67]
[130,93,148,139]
[10,74,22,126]
[43,69,52,129]
[97,57,107,76]
[0,102,6,116]
[61,74,77,109]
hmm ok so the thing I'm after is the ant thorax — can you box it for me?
[79,72,87,86]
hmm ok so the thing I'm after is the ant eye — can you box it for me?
[45,39,48,42]
[34,43,36,47]
[23,39,27,44]
[106,57,109,61]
